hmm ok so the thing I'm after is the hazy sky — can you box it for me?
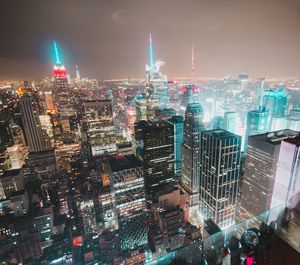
[1,0,300,80]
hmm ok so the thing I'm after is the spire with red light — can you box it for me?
[53,41,67,79]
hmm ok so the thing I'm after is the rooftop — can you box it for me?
[203,129,240,139]
[135,119,173,129]
[107,154,143,172]
[284,135,300,146]
[250,129,299,145]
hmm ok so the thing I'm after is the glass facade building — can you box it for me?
[169,115,184,175]
[181,104,205,217]
[83,100,116,156]
[107,155,147,250]
[134,120,175,203]
[199,129,241,229]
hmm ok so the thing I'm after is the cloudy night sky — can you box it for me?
[1,0,300,80]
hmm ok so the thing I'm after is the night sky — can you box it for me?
[1,0,300,80]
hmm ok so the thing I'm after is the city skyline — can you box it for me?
[0,1,300,265]
[1,0,300,80]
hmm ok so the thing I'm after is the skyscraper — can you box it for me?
[270,135,300,252]
[181,103,205,220]
[134,120,174,203]
[80,199,98,235]
[244,107,270,152]
[199,129,241,228]
[44,91,55,114]
[107,155,147,250]
[83,99,116,156]
[239,130,298,222]
[223,111,237,134]
[263,88,287,118]
[19,94,48,153]
[53,41,68,90]
[135,94,148,121]
[169,115,184,175]
[145,34,169,111]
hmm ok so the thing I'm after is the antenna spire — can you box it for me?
[53,40,61,65]
[149,33,154,67]
[191,42,195,82]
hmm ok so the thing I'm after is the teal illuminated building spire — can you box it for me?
[53,40,62,65]
[149,33,154,67]
[52,40,67,84]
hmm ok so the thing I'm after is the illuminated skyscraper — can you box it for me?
[19,94,48,153]
[223,111,237,134]
[199,129,241,228]
[83,100,116,156]
[169,115,184,175]
[107,155,147,250]
[135,94,148,121]
[126,104,136,139]
[256,77,265,106]
[80,199,98,235]
[75,64,81,83]
[270,135,300,252]
[145,34,169,111]
[134,120,174,203]
[244,107,270,152]
[44,91,55,114]
[263,88,287,118]
[181,104,205,219]
[239,130,298,222]
[53,41,68,89]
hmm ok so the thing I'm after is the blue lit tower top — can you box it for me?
[53,40,62,65]
[52,41,67,80]
[149,33,154,68]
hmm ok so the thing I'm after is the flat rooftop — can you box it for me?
[107,154,143,172]
[250,129,299,145]
[203,129,240,139]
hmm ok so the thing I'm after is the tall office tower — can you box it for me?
[145,34,169,111]
[34,206,53,249]
[83,100,116,156]
[0,121,13,149]
[223,112,237,134]
[135,94,148,121]
[44,91,55,114]
[53,41,68,90]
[270,135,300,252]
[75,64,81,83]
[239,74,248,90]
[262,88,287,118]
[239,130,298,222]
[169,115,184,175]
[107,155,147,250]
[19,94,48,153]
[181,85,194,109]
[212,116,224,130]
[199,129,241,228]
[80,198,98,235]
[39,115,54,147]
[134,120,175,203]
[24,150,57,187]
[288,109,300,131]
[256,77,265,106]
[244,107,270,152]
[0,121,13,177]
[181,104,205,220]
[126,105,136,140]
